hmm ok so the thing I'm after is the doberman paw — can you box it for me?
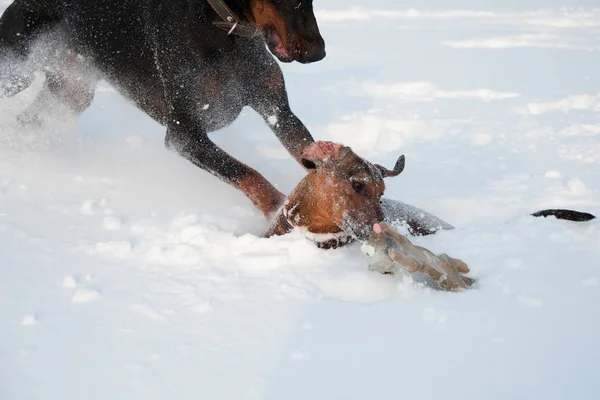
[301,141,341,166]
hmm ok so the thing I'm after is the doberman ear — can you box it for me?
[300,141,342,171]
[376,155,406,178]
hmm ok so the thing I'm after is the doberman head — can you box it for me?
[246,0,326,63]
[266,142,405,248]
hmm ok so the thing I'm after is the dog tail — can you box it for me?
[532,209,596,222]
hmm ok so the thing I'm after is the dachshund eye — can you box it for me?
[351,180,365,193]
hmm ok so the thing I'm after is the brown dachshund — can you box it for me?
[266,141,405,248]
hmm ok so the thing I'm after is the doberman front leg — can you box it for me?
[165,117,286,218]
[247,66,315,164]
[151,23,286,217]
[259,106,315,163]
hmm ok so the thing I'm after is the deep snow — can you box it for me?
[1,1,600,399]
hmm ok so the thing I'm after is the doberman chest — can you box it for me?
[192,70,246,132]
[197,102,245,133]
[119,68,247,131]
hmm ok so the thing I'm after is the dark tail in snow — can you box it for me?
[532,209,596,222]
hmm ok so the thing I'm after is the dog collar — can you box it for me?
[297,227,355,249]
[207,0,260,38]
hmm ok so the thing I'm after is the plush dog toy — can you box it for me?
[361,221,475,291]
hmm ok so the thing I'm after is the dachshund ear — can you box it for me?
[301,158,318,170]
[300,141,342,171]
[376,155,405,178]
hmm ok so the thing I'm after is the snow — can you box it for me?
[62,275,78,288]
[516,93,600,115]
[2,0,600,399]
[360,81,521,102]
[71,288,102,304]
[20,314,37,326]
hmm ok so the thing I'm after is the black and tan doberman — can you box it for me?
[0,0,333,217]
[1,1,594,248]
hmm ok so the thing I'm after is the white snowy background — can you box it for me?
[1,0,600,399]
